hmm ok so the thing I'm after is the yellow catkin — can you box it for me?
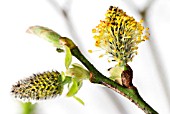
[92,6,149,66]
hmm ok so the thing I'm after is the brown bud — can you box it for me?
[121,65,133,88]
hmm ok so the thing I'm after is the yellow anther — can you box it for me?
[99,54,104,58]
[140,19,144,23]
[146,27,149,30]
[109,37,113,42]
[88,50,93,53]
[143,36,149,40]
[108,59,111,63]
[92,29,96,33]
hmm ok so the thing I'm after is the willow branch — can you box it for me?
[27,26,158,114]
[70,46,158,114]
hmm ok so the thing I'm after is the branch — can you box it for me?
[27,26,158,114]
[70,46,158,114]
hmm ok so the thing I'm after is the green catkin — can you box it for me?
[11,71,63,101]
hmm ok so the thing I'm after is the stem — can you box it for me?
[71,46,158,114]
[62,76,72,85]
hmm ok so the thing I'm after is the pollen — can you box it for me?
[88,50,93,53]
[140,19,144,23]
[99,54,104,58]
[11,71,63,101]
[146,27,149,30]
[92,29,97,33]
[92,6,149,66]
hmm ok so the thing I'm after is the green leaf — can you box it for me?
[72,64,90,79]
[27,26,61,48]
[73,96,85,105]
[61,71,65,82]
[66,63,90,80]
[61,76,72,85]
[21,102,36,114]
[77,81,83,90]
[65,46,72,69]
[66,79,78,97]
[72,63,84,69]
[109,76,120,81]
[109,66,124,85]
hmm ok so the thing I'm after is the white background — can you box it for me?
[0,0,170,114]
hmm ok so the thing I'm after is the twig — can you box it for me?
[70,46,158,114]
[26,26,158,113]
[123,0,170,109]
